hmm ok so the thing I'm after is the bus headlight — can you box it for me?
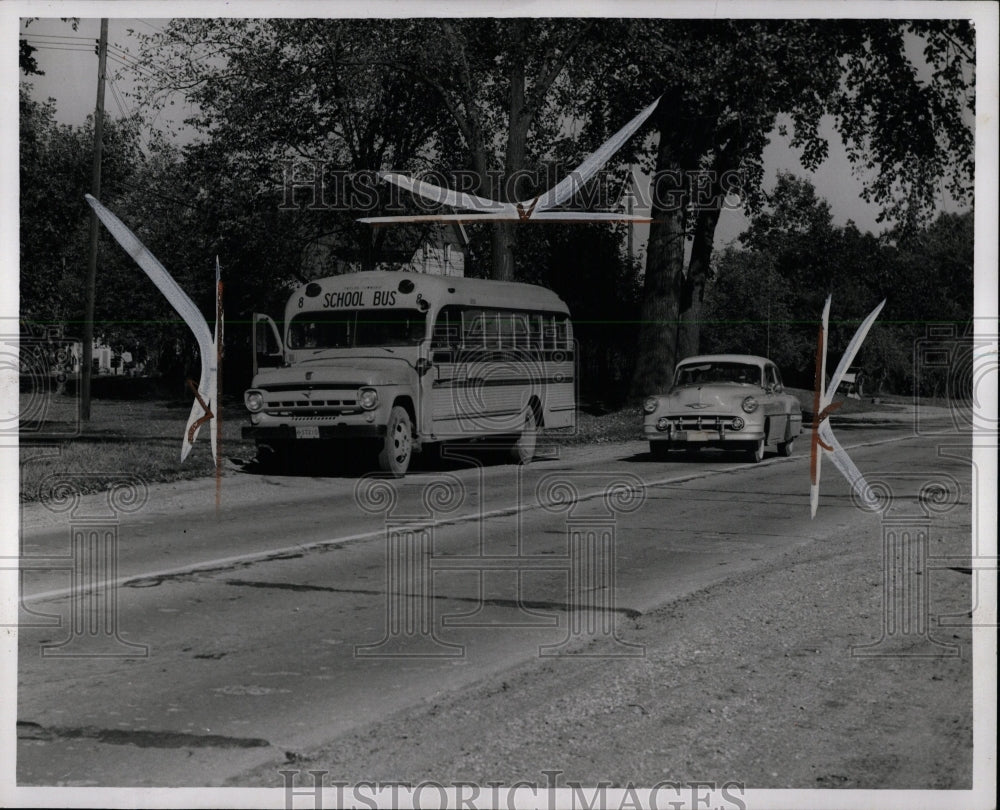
[358,387,379,411]
[643,396,659,414]
[245,390,264,412]
[741,396,758,414]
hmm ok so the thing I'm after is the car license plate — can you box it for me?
[296,426,320,439]
[681,431,713,441]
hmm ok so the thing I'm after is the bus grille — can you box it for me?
[262,390,359,416]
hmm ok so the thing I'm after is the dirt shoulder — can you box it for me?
[233,494,974,792]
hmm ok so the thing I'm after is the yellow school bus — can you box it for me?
[243,271,575,476]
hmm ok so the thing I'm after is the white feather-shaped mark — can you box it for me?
[377,172,515,215]
[823,299,887,411]
[532,96,660,213]
[366,97,660,224]
[810,296,885,517]
[85,194,217,461]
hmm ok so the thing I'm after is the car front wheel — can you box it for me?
[777,436,795,457]
[746,438,764,463]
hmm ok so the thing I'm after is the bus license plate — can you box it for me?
[296,426,320,439]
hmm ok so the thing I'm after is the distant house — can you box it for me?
[65,340,136,376]
[399,224,466,277]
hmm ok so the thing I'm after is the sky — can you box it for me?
[15,15,959,253]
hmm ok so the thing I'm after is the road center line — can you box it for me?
[19,431,931,605]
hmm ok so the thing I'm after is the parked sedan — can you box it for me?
[643,354,803,463]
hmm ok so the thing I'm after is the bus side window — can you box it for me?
[555,315,572,352]
[528,314,543,353]
[542,314,557,351]
[432,306,460,355]
[463,309,485,349]
[479,310,500,350]
[510,312,528,351]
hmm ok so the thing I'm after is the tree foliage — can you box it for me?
[23,17,976,401]
[613,19,974,396]
[704,174,973,394]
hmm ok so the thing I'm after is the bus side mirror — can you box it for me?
[415,357,432,376]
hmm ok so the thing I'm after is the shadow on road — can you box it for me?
[235,438,529,480]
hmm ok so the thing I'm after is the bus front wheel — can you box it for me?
[378,406,413,477]
[511,406,538,464]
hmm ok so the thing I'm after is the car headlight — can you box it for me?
[741,396,758,414]
[245,390,264,412]
[358,387,379,411]
[656,417,670,432]
[731,416,745,430]
[643,396,659,414]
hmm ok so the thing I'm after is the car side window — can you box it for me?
[765,365,779,388]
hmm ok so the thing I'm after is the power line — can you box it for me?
[106,51,156,79]
[130,19,167,36]
[19,32,96,42]
[107,77,131,120]
[22,44,97,54]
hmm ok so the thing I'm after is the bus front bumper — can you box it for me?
[242,424,387,442]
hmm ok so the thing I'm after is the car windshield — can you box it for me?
[674,362,762,387]
[288,309,427,349]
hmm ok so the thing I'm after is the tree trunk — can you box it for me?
[492,21,529,282]
[630,135,687,398]
[677,206,722,359]
[490,221,517,281]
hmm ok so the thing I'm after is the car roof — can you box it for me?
[677,354,771,368]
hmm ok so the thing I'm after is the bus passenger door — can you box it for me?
[252,313,283,377]
[428,306,464,439]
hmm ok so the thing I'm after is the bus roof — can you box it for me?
[291,271,570,314]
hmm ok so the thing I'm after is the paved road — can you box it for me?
[15,416,972,787]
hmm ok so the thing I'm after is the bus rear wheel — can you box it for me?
[510,406,538,465]
[378,405,413,477]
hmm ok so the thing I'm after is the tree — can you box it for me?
[126,18,975,399]
[613,19,974,396]
[381,19,598,280]
[19,86,144,326]
[131,19,452,277]
[704,174,973,394]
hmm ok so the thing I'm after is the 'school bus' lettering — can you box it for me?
[243,271,575,477]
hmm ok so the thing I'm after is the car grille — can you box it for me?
[665,415,743,431]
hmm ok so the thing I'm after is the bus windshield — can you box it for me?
[288,309,427,349]
[674,362,762,387]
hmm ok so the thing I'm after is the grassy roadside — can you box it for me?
[18,389,926,502]
[19,395,256,503]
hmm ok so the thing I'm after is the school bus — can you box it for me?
[243,271,576,476]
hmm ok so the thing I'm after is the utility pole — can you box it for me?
[626,171,634,270]
[81,18,108,421]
